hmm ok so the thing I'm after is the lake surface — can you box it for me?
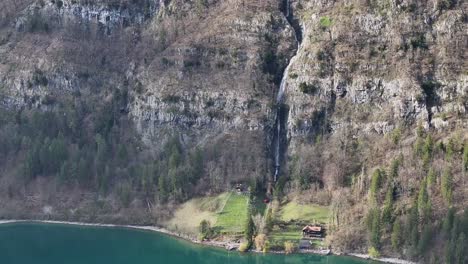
[0,223,370,264]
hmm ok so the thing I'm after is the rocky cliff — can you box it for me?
[0,0,467,261]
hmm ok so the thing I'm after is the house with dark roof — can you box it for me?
[302,225,324,238]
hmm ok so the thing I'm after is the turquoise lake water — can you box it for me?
[0,223,371,264]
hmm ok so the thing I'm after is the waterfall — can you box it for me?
[273,0,302,182]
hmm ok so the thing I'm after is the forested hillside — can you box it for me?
[0,0,466,263]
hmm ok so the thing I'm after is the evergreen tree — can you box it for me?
[446,138,454,161]
[198,220,212,240]
[391,220,402,251]
[408,204,419,249]
[455,233,466,264]
[445,238,455,264]
[158,175,168,202]
[422,135,434,168]
[441,167,453,204]
[443,207,455,235]
[117,144,128,164]
[382,184,394,226]
[367,208,381,249]
[389,158,400,179]
[417,177,430,219]
[418,225,432,255]
[369,169,383,205]
[244,200,255,246]
[188,148,204,184]
[427,168,436,187]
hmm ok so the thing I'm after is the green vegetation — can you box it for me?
[319,16,332,29]
[391,220,402,250]
[390,127,401,145]
[279,201,330,224]
[284,241,296,254]
[369,168,384,204]
[410,34,428,50]
[215,193,249,234]
[427,168,436,187]
[443,209,468,264]
[441,168,453,204]
[367,208,381,249]
[244,204,255,246]
[298,82,318,95]
[437,0,457,10]
[269,223,303,245]
[417,177,431,219]
[382,184,394,226]
[198,220,212,240]
[368,246,380,258]
[267,201,329,247]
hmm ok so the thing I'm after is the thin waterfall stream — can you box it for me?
[273,0,302,182]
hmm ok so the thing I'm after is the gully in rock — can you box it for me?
[272,0,303,183]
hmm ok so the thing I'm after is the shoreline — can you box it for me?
[0,219,415,264]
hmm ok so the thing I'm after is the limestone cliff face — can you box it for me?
[284,0,466,141]
[0,0,295,143]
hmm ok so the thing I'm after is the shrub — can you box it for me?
[262,50,278,76]
[254,234,267,251]
[32,69,48,86]
[437,0,457,10]
[26,12,50,33]
[391,127,401,145]
[410,34,428,49]
[238,242,249,252]
[319,16,332,29]
[198,220,212,240]
[368,246,380,258]
[55,0,63,8]
[162,95,181,103]
[284,241,296,254]
[298,82,318,95]
[388,158,400,179]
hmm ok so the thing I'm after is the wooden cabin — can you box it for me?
[302,225,324,238]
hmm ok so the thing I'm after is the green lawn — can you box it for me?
[269,201,330,246]
[279,201,330,224]
[269,225,302,243]
[215,193,249,234]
